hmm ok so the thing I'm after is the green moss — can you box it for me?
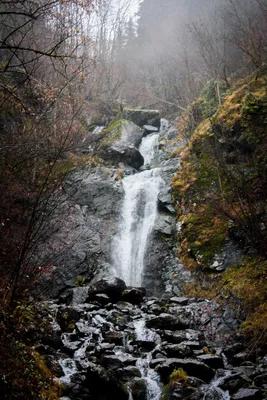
[100,119,129,144]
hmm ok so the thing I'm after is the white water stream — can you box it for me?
[134,318,162,400]
[112,133,163,286]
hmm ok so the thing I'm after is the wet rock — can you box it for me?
[146,313,190,330]
[197,354,224,369]
[128,378,147,400]
[166,382,197,400]
[163,343,193,358]
[94,293,111,305]
[254,373,267,386]
[233,388,262,399]
[121,287,146,304]
[233,352,253,366]
[86,362,128,400]
[148,304,162,315]
[157,358,215,383]
[169,297,189,306]
[162,330,187,344]
[104,331,124,345]
[121,109,161,128]
[154,214,175,236]
[143,125,159,135]
[87,277,127,302]
[101,354,137,369]
[116,366,142,381]
[57,307,83,332]
[100,142,144,170]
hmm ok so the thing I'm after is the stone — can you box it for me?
[163,343,193,358]
[143,125,159,135]
[101,354,137,369]
[115,366,142,381]
[121,287,146,304]
[162,330,187,344]
[128,378,147,400]
[146,313,190,330]
[104,331,124,345]
[87,277,127,302]
[169,297,189,306]
[121,109,161,128]
[99,142,144,170]
[94,293,111,305]
[157,358,215,383]
[86,362,128,400]
[197,354,224,369]
[233,388,262,399]
[57,307,83,332]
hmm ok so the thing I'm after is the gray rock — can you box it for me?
[121,287,146,304]
[163,343,193,358]
[104,331,124,345]
[121,109,161,128]
[170,297,189,306]
[99,142,144,169]
[143,125,159,135]
[128,378,147,400]
[87,277,127,302]
[233,388,262,399]
[116,366,142,381]
[101,354,137,369]
[197,354,224,369]
[146,313,190,330]
[157,358,215,383]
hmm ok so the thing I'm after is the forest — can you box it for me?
[0,0,267,399]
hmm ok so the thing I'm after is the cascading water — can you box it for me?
[112,133,163,286]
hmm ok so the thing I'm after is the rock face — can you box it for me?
[37,167,124,297]
[42,287,267,400]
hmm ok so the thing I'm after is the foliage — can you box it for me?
[75,275,86,287]
[163,368,188,400]
[0,305,61,399]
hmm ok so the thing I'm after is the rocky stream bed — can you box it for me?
[39,277,267,400]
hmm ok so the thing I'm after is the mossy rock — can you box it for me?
[100,119,143,147]
[120,109,161,128]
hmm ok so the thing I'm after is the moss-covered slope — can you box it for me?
[172,72,267,346]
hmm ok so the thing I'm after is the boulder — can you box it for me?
[163,343,193,358]
[101,354,137,369]
[86,362,128,400]
[197,354,224,369]
[157,358,215,383]
[115,366,142,382]
[143,125,159,135]
[121,109,161,128]
[146,313,190,330]
[104,331,124,345]
[87,277,127,302]
[97,119,145,169]
[128,378,147,400]
[162,330,187,344]
[122,287,146,304]
[99,143,144,170]
[233,388,262,399]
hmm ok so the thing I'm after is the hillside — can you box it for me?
[172,69,267,348]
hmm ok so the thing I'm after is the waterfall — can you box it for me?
[112,133,163,287]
